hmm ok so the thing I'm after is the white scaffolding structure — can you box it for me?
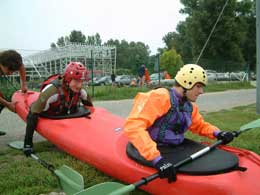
[23,43,116,81]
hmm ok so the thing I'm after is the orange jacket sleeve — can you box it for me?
[189,103,219,139]
[124,88,171,161]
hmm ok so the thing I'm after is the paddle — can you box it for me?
[8,141,84,195]
[74,118,260,195]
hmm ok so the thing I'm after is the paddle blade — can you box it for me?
[239,119,260,132]
[54,165,84,195]
[8,141,24,150]
[74,182,134,195]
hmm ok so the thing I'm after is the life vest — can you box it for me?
[47,89,80,115]
[40,74,61,92]
[147,88,193,144]
[40,74,80,115]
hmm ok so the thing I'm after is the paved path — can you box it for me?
[94,88,256,117]
[0,89,256,147]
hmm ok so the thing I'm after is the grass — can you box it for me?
[89,81,254,101]
[0,103,260,195]
[0,80,254,101]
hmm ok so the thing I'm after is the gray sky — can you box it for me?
[0,0,186,56]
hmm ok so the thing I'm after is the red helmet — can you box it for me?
[63,62,88,83]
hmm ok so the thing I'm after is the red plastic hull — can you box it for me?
[13,91,260,195]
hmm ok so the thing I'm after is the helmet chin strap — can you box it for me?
[63,80,74,95]
[182,87,188,102]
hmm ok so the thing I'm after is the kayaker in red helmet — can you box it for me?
[23,62,93,156]
[124,64,234,183]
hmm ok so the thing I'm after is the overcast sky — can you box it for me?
[0,0,186,56]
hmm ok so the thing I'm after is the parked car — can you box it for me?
[216,72,229,81]
[93,75,111,86]
[205,70,217,81]
[150,73,174,86]
[150,73,164,81]
[115,75,132,86]
[229,71,247,81]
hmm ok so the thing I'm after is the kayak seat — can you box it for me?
[40,106,91,120]
[126,139,239,175]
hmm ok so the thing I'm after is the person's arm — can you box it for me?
[30,84,58,113]
[124,88,171,161]
[0,94,16,112]
[19,64,28,93]
[189,104,235,144]
[80,89,93,107]
[189,103,219,139]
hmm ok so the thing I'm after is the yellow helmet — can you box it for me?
[175,64,207,89]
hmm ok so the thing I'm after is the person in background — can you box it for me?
[138,64,145,87]
[124,64,234,183]
[164,70,171,80]
[144,67,150,86]
[23,62,93,156]
[0,50,28,136]
[130,78,137,87]
[111,72,116,87]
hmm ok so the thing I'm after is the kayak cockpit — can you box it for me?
[126,139,243,175]
[40,106,91,119]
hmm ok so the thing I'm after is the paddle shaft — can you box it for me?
[133,139,224,188]
[31,154,55,173]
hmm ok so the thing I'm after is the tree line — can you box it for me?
[50,0,256,77]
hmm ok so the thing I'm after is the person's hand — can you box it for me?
[154,158,177,183]
[6,101,16,113]
[216,131,234,144]
[23,144,33,157]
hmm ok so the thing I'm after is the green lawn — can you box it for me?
[0,80,254,101]
[0,103,259,195]
[90,81,254,101]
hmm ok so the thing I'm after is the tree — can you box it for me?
[104,39,150,74]
[164,0,256,72]
[69,30,86,43]
[56,36,66,47]
[52,30,88,48]
[237,0,256,71]
[160,49,184,77]
[162,32,175,50]
[50,42,57,49]
[86,33,102,45]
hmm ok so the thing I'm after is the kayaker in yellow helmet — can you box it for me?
[124,64,234,183]
[23,62,93,156]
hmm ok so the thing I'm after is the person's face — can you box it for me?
[69,79,83,93]
[186,83,204,102]
[0,65,14,75]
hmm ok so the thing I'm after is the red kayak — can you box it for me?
[13,91,260,195]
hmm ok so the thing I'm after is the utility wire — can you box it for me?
[195,0,229,64]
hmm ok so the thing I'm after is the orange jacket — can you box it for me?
[124,88,219,161]
[144,68,150,82]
